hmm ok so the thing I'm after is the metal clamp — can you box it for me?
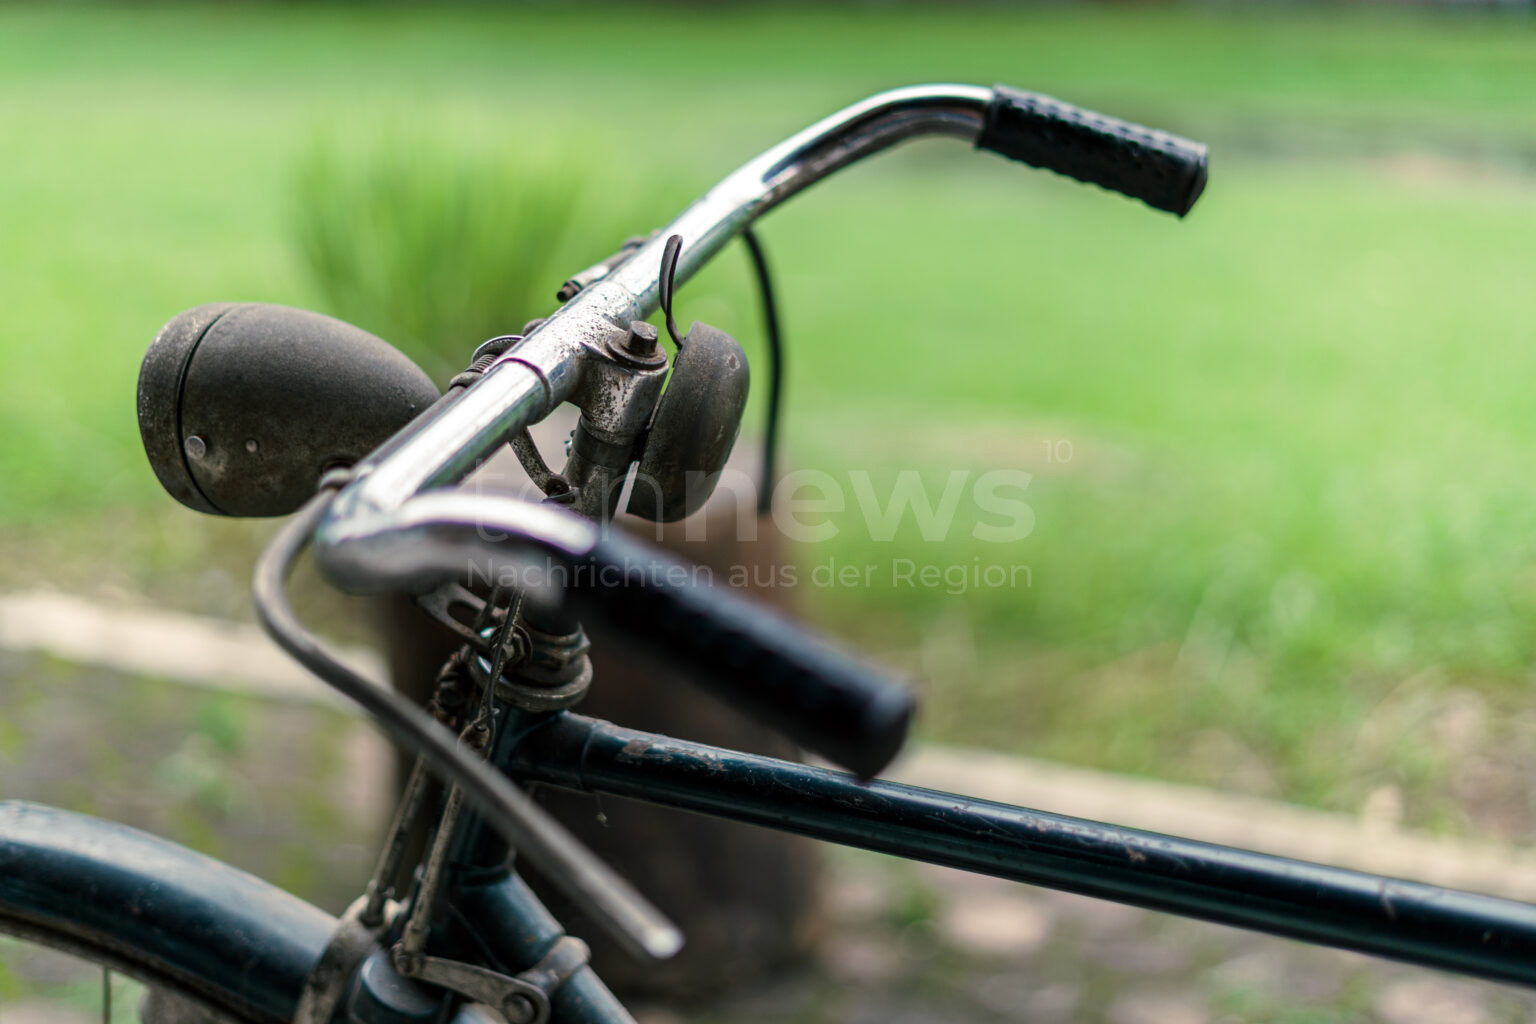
[292,896,397,1024]
[394,935,590,1024]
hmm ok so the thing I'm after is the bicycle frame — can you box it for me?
[504,713,1536,989]
[285,84,1536,1017]
[330,699,1536,1023]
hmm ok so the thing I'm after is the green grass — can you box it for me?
[3,2,1532,519]
[291,131,694,378]
[766,159,1536,813]
[0,938,148,1024]
[3,3,1536,826]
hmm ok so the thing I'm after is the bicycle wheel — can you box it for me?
[0,801,335,1023]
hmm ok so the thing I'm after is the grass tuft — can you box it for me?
[290,129,687,378]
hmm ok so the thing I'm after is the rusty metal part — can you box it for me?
[515,625,592,688]
[392,705,591,1020]
[414,586,498,654]
[603,320,664,369]
[562,415,640,520]
[292,896,394,1024]
[361,756,433,927]
[476,623,593,713]
[556,235,652,302]
[357,639,491,933]
[396,657,519,967]
[427,653,477,730]
[394,936,590,1024]
[469,591,529,739]
[450,335,523,391]
[491,670,591,713]
[508,430,571,500]
[396,785,468,963]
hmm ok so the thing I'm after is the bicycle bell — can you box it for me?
[626,320,750,523]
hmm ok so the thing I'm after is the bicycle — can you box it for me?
[5,82,1535,1024]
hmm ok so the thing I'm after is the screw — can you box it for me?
[183,435,207,460]
[502,994,538,1024]
[623,321,659,359]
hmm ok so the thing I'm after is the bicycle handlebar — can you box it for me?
[314,81,1207,775]
[285,80,1208,965]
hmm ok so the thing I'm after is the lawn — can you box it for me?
[2,3,1535,830]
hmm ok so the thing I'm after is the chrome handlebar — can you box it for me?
[285,81,1206,967]
[314,84,995,585]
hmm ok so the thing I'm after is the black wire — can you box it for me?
[659,234,684,348]
[740,227,782,515]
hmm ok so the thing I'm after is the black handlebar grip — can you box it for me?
[977,84,1208,217]
[565,532,915,779]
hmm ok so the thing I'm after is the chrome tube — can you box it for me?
[332,359,550,519]
[319,83,994,567]
[568,83,992,328]
[317,491,599,594]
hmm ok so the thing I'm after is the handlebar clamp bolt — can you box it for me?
[623,320,659,359]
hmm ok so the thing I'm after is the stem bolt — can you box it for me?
[623,321,659,359]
